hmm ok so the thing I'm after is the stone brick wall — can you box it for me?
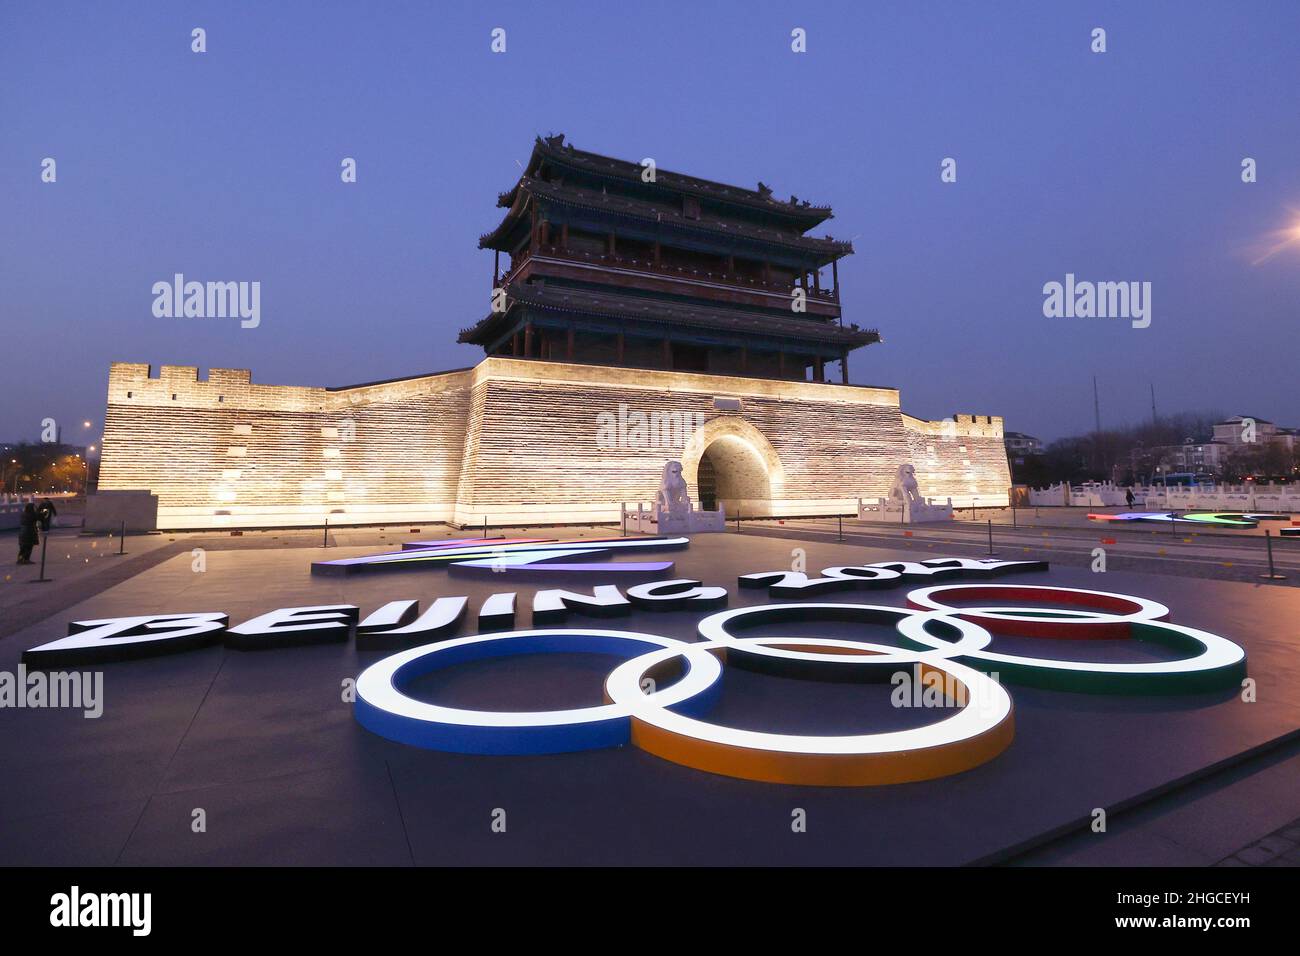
[98,358,1010,529]
[903,413,1013,508]
[99,363,472,528]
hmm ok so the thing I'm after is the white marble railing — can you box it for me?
[1029,482,1299,511]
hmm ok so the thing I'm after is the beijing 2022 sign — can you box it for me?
[22,536,1248,788]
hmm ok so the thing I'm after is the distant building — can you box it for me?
[1142,415,1298,480]
[1004,431,1043,461]
[1211,415,1298,452]
[1147,441,1227,475]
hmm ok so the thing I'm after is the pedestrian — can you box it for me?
[1125,487,1135,508]
[17,503,39,564]
[38,497,57,532]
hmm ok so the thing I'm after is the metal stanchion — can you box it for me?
[838,513,843,541]
[117,519,127,555]
[986,519,998,556]
[1260,530,1286,581]
[323,516,329,548]
[32,530,51,583]
[483,515,488,538]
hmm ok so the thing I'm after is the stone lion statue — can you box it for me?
[889,462,922,505]
[657,461,693,519]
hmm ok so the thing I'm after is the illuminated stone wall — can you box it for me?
[903,413,1014,509]
[98,358,1011,529]
[99,363,472,529]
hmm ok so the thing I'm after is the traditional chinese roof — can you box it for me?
[458,282,879,350]
[480,177,852,261]
[496,135,835,227]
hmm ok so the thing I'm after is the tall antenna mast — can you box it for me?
[1093,376,1102,433]
[1150,383,1158,424]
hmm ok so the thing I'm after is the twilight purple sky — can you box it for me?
[1,1,1297,445]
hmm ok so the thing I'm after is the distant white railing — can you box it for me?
[1028,481,1299,511]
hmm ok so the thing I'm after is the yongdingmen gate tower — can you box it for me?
[462,133,878,383]
[96,136,1011,531]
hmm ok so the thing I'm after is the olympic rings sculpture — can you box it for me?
[354,584,1248,787]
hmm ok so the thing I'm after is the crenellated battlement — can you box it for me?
[107,362,321,412]
[903,413,1004,440]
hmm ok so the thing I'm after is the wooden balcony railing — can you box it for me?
[501,245,840,302]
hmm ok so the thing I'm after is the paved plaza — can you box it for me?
[1,519,1297,866]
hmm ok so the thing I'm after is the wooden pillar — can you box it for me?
[560,222,568,249]
[841,349,848,384]
[607,233,616,255]
[831,259,839,298]
[762,260,771,283]
[727,255,735,276]
[653,242,661,267]
[778,349,785,377]
[740,345,748,374]
[566,324,575,361]
[813,267,820,293]
[662,337,672,368]
[524,322,534,358]
[616,330,625,364]
[539,220,550,247]
[814,355,824,382]
[511,331,520,357]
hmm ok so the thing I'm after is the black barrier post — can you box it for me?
[322,516,329,548]
[1170,514,1177,537]
[838,513,843,541]
[1011,504,1017,529]
[736,507,741,533]
[483,515,488,539]
[1261,530,1286,581]
[32,530,51,583]
[986,519,998,556]
[117,519,126,555]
